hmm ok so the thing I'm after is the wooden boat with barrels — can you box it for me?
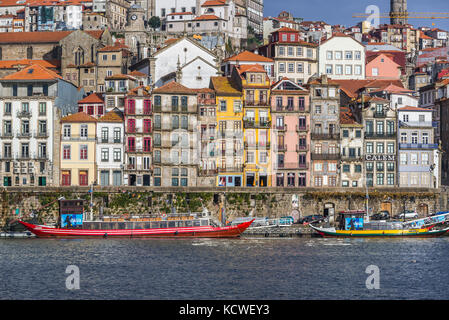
[17,217,254,238]
[308,210,449,238]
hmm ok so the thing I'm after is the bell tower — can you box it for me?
[390,0,408,25]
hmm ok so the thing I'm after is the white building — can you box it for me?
[318,33,365,80]
[96,108,124,186]
[0,64,84,187]
[398,106,438,188]
[150,37,219,88]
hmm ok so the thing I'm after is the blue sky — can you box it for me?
[264,0,449,31]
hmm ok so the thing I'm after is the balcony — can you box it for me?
[373,111,386,118]
[61,134,96,141]
[274,105,296,112]
[273,124,287,131]
[198,169,218,176]
[244,100,270,107]
[243,120,271,129]
[364,132,396,139]
[311,153,340,160]
[399,121,433,128]
[399,143,438,150]
[217,166,244,173]
[34,131,49,139]
[16,131,31,139]
[341,155,363,161]
[277,144,287,152]
[153,105,162,112]
[276,162,309,170]
[296,125,309,132]
[311,132,340,140]
[0,132,13,139]
[17,111,31,118]
[126,147,152,153]
[244,142,271,149]
[296,144,309,152]
[97,137,122,144]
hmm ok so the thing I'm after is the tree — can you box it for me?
[148,16,161,30]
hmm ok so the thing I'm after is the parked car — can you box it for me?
[370,211,390,220]
[298,215,325,224]
[396,210,418,220]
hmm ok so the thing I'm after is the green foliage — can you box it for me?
[148,16,161,30]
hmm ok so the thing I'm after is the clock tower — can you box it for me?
[125,3,149,60]
[127,3,145,31]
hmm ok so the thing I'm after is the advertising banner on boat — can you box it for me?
[345,217,364,230]
[61,213,83,228]
[403,211,449,229]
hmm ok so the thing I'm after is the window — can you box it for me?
[326,65,333,74]
[279,63,285,73]
[101,148,109,162]
[113,148,121,162]
[377,173,384,185]
[63,145,71,160]
[288,46,294,56]
[387,143,395,153]
[297,63,303,73]
[297,47,303,56]
[335,65,343,75]
[326,51,333,60]
[366,142,373,154]
[343,164,350,172]
[387,173,394,185]
[220,100,226,112]
[345,65,352,75]
[376,142,384,154]
[80,125,88,138]
[345,51,353,59]
[288,63,294,73]
[279,46,285,56]
[335,51,342,60]
[355,51,361,60]
[80,145,88,160]
[355,65,362,75]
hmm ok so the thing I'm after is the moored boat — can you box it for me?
[309,223,449,238]
[308,210,449,238]
[17,218,254,238]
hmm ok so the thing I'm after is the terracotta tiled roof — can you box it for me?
[398,106,432,111]
[167,11,193,15]
[340,108,360,125]
[152,81,194,94]
[0,0,28,7]
[0,59,58,69]
[0,30,71,43]
[374,83,413,94]
[276,27,298,33]
[61,112,97,123]
[162,38,177,47]
[331,79,404,98]
[224,50,273,63]
[0,30,103,44]
[210,76,241,96]
[105,74,132,80]
[129,70,147,77]
[2,64,61,80]
[201,0,226,6]
[236,64,266,74]
[127,85,151,96]
[98,110,124,122]
[194,14,221,21]
[98,43,129,52]
[78,93,104,104]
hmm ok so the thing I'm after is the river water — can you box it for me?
[1,236,448,300]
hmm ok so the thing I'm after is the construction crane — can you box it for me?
[353,12,449,20]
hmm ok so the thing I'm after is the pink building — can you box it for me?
[270,78,310,187]
[78,93,105,118]
[366,53,401,80]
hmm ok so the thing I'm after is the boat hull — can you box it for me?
[309,224,449,238]
[18,220,254,239]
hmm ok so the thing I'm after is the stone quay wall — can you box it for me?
[0,186,447,227]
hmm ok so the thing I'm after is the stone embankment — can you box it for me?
[242,225,318,237]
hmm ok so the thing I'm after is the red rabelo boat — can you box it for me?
[18,218,254,239]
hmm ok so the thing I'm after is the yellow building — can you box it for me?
[210,76,244,187]
[60,112,97,186]
[231,64,272,187]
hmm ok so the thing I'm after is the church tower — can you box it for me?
[390,0,408,25]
